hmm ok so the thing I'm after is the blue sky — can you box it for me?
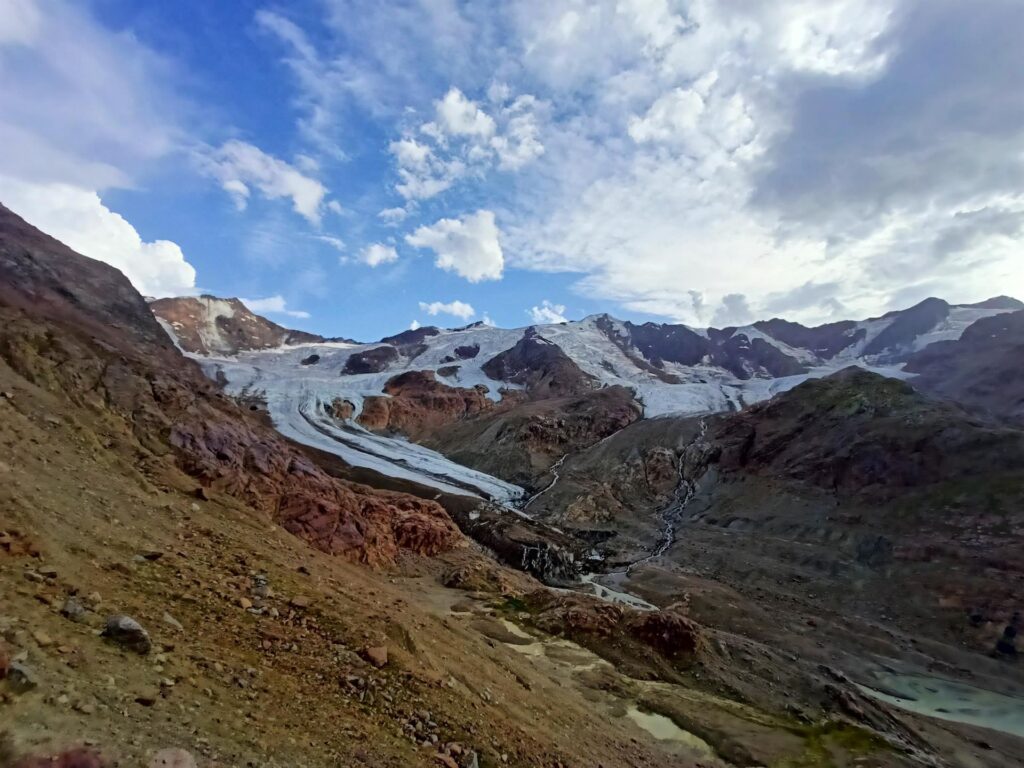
[1,0,1023,340]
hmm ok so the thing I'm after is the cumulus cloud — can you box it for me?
[409,319,421,330]
[389,86,544,201]
[418,300,475,320]
[202,140,329,225]
[359,243,398,267]
[240,294,311,319]
[1,177,195,297]
[435,87,496,138]
[527,300,568,324]
[405,210,504,282]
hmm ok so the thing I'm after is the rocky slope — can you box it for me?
[904,308,1024,424]
[536,368,1024,659]
[149,296,330,356]
[423,386,642,490]
[0,204,458,566]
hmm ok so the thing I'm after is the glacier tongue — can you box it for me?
[196,352,525,503]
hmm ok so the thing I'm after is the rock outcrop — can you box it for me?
[482,327,597,398]
[356,370,496,439]
[342,345,399,374]
[522,590,703,670]
[150,296,325,355]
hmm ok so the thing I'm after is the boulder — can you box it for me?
[363,645,388,668]
[101,615,152,655]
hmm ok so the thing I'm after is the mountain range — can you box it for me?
[3,201,1024,768]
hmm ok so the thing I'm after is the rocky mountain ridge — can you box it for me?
[149,289,1023,506]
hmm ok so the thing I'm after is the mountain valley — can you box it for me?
[2,203,1023,768]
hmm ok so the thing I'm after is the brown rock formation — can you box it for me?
[424,386,643,488]
[150,295,325,355]
[522,590,704,672]
[356,370,496,439]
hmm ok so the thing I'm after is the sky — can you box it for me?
[0,0,1022,340]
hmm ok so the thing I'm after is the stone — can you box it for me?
[61,596,87,622]
[290,595,311,609]
[238,597,253,610]
[162,613,184,632]
[38,565,59,578]
[363,645,388,668]
[149,748,198,768]
[101,615,152,654]
[7,661,39,693]
[32,630,54,647]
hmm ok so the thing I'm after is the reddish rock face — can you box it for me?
[169,417,459,565]
[522,590,703,667]
[357,370,496,439]
[150,296,324,356]
[0,204,460,568]
[625,609,702,659]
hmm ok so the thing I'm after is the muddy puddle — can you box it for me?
[625,704,715,752]
[858,672,1024,739]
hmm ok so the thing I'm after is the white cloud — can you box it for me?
[202,140,329,225]
[0,176,196,298]
[435,87,496,139]
[409,319,421,330]
[359,242,398,267]
[387,86,545,201]
[405,210,504,282]
[527,300,568,324]
[240,295,310,319]
[315,234,346,252]
[418,300,475,320]
[378,206,408,225]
